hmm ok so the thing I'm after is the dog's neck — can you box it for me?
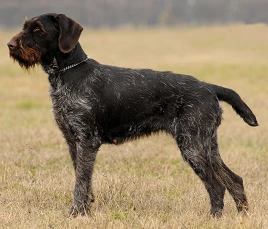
[41,42,88,75]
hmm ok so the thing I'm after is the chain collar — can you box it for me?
[59,56,90,73]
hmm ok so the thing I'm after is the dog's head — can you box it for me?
[7,13,83,70]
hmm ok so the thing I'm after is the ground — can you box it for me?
[0,24,267,228]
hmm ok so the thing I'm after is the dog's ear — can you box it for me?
[54,14,83,53]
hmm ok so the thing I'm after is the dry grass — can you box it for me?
[0,24,267,228]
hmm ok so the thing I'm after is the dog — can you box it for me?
[7,13,258,217]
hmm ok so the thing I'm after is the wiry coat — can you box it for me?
[8,13,258,217]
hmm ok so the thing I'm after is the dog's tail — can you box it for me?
[210,84,258,127]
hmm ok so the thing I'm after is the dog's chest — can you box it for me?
[49,84,72,131]
[49,78,93,135]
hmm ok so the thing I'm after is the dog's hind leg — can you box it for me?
[176,133,226,217]
[210,135,248,214]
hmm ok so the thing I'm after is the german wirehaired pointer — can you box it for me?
[8,13,258,217]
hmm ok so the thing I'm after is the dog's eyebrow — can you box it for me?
[23,18,44,31]
[33,20,45,31]
[23,17,37,28]
[23,17,29,29]
[23,17,36,30]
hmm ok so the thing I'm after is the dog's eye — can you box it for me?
[33,27,41,32]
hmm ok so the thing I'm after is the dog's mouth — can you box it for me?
[10,53,38,70]
[8,40,41,70]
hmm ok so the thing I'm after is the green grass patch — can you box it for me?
[16,101,43,110]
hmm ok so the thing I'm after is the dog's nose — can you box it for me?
[7,39,16,50]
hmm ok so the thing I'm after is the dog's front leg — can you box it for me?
[69,139,100,217]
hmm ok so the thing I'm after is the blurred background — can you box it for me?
[1,0,268,29]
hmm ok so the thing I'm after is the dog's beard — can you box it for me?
[9,41,41,70]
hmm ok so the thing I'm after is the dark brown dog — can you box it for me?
[8,13,258,217]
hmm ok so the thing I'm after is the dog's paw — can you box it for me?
[69,202,90,217]
[210,208,223,219]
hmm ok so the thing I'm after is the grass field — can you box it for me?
[0,24,268,228]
